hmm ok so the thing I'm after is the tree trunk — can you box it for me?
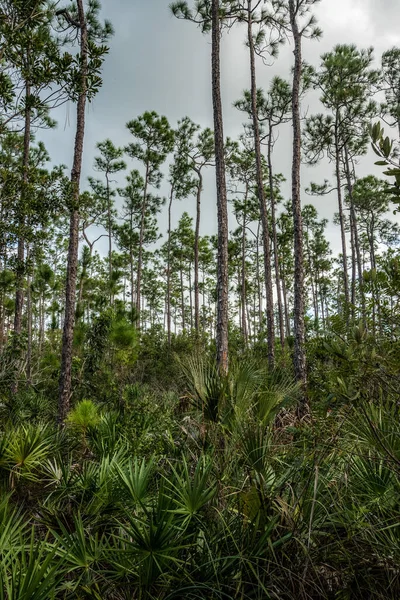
[334,118,350,312]
[14,82,31,340]
[256,222,262,332]
[241,200,248,345]
[167,186,174,345]
[280,259,291,337]
[343,144,365,321]
[212,0,229,375]
[289,0,307,413]
[247,2,275,367]
[188,264,193,329]
[194,174,202,333]
[26,244,32,385]
[180,263,185,331]
[267,129,285,351]
[12,81,31,393]
[58,0,88,423]
[136,163,149,329]
[350,212,356,312]
[106,170,113,305]
[129,208,135,323]
[305,225,317,320]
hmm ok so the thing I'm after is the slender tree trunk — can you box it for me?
[368,218,376,271]
[194,174,202,333]
[0,296,5,354]
[350,214,356,312]
[26,244,32,385]
[202,267,206,327]
[167,186,174,345]
[305,227,317,320]
[136,163,149,329]
[344,144,365,321]
[280,259,291,337]
[12,81,31,393]
[58,0,88,422]
[256,222,262,330]
[241,201,248,345]
[180,262,185,331]
[106,170,113,305]
[334,120,349,312]
[212,0,229,375]
[129,208,135,323]
[0,224,5,354]
[248,2,275,367]
[319,285,326,330]
[14,82,31,340]
[267,129,285,351]
[289,0,307,412]
[188,264,193,329]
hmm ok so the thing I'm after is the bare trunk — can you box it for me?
[212,0,229,374]
[344,144,365,321]
[106,171,113,305]
[241,199,248,345]
[248,3,275,367]
[194,174,202,332]
[26,244,32,385]
[188,264,193,329]
[305,225,317,320]
[350,214,356,311]
[180,262,185,331]
[268,130,285,351]
[129,208,135,323]
[58,0,88,422]
[289,0,307,412]
[280,259,291,337]
[136,164,149,329]
[12,81,31,393]
[14,82,31,340]
[334,120,350,312]
[167,186,174,345]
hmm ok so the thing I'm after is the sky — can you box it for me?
[40,0,400,256]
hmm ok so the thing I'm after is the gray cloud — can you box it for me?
[40,0,400,256]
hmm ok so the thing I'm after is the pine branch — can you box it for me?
[56,9,81,29]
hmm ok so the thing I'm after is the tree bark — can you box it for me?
[267,129,285,351]
[280,258,291,338]
[289,0,307,413]
[241,195,248,345]
[247,1,275,367]
[58,0,88,423]
[129,207,135,323]
[167,185,174,345]
[14,82,31,340]
[26,244,32,385]
[12,80,31,393]
[106,169,113,305]
[194,173,202,333]
[136,163,149,329]
[212,0,229,375]
[343,144,365,321]
[180,261,185,331]
[334,117,350,312]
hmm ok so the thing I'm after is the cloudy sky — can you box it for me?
[40,0,400,254]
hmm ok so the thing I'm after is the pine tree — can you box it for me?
[174,117,214,333]
[171,0,230,374]
[235,77,292,350]
[58,0,113,422]
[125,112,174,329]
[89,139,126,305]
[269,0,321,411]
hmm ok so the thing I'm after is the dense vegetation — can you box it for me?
[0,0,400,598]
